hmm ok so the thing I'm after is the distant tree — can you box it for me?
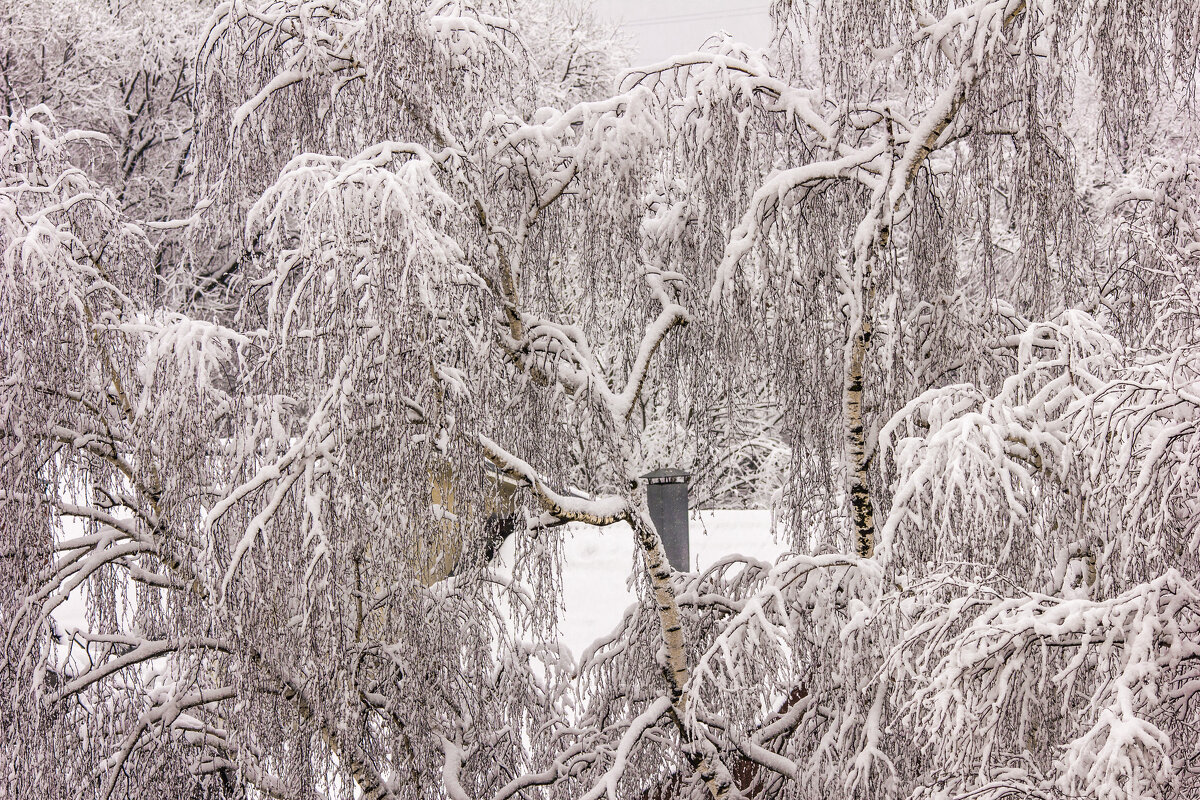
[2,1,1198,799]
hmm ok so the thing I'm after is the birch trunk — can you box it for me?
[845,277,877,560]
[630,511,736,800]
[841,1,1024,558]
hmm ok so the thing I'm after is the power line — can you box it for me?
[622,5,769,28]
[623,6,766,27]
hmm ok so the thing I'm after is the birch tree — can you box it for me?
[2,1,1199,799]
[0,0,209,291]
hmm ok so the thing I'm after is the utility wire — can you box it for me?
[622,5,769,28]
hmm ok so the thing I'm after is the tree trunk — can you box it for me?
[630,511,735,800]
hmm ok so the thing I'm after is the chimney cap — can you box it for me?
[640,467,691,484]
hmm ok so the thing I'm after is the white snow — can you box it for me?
[550,509,783,657]
[52,510,783,664]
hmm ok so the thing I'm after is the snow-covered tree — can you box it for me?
[2,1,1198,799]
[0,0,208,289]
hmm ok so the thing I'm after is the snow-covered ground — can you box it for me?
[551,510,783,657]
[53,511,783,661]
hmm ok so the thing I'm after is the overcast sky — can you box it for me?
[593,0,771,64]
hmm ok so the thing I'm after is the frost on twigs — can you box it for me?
[4,0,1200,798]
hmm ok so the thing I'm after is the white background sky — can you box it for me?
[593,1,771,64]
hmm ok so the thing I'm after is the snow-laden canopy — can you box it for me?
[1,1,1198,798]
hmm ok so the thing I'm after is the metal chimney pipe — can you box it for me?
[641,468,691,572]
